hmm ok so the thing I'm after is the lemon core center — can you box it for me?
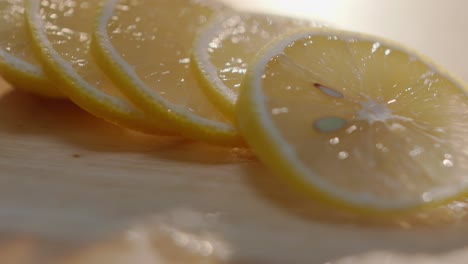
[357,100,394,124]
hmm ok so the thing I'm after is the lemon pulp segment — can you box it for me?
[0,0,62,97]
[25,0,175,135]
[192,12,321,118]
[93,0,242,146]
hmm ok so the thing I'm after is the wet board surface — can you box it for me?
[1,0,468,263]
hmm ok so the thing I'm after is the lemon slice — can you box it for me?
[24,0,175,135]
[192,12,321,118]
[0,0,62,98]
[93,0,242,146]
[237,28,468,213]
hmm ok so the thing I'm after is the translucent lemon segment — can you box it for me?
[36,0,127,98]
[25,0,175,135]
[0,0,36,64]
[102,0,224,108]
[0,0,62,98]
[193,12,321,118]
[238,29,468,212]
[93,0,242,146]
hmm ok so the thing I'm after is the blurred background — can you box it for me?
[222,0,468,82]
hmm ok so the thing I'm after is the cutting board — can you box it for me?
[2,0,468,263]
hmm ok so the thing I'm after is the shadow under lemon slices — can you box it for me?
[0,85,255,165]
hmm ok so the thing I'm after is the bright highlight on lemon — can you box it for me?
[237,29,468,213]
[192,12,321,118]
[0,0,62,98]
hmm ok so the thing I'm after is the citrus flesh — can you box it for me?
[93,0,242,146]
[24,0,175,135]
[237,29,468,213]
[192,11,322,118]
[0,0,62,98]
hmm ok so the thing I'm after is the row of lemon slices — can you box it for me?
[1,0,468,215]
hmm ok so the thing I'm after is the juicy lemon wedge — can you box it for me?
[237,29,468,213]
[192,12,321,118]
[0,0,62,98]
[93,0,242,146]
[24,0,175,135]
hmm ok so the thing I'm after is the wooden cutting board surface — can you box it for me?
[1,0,468,263]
